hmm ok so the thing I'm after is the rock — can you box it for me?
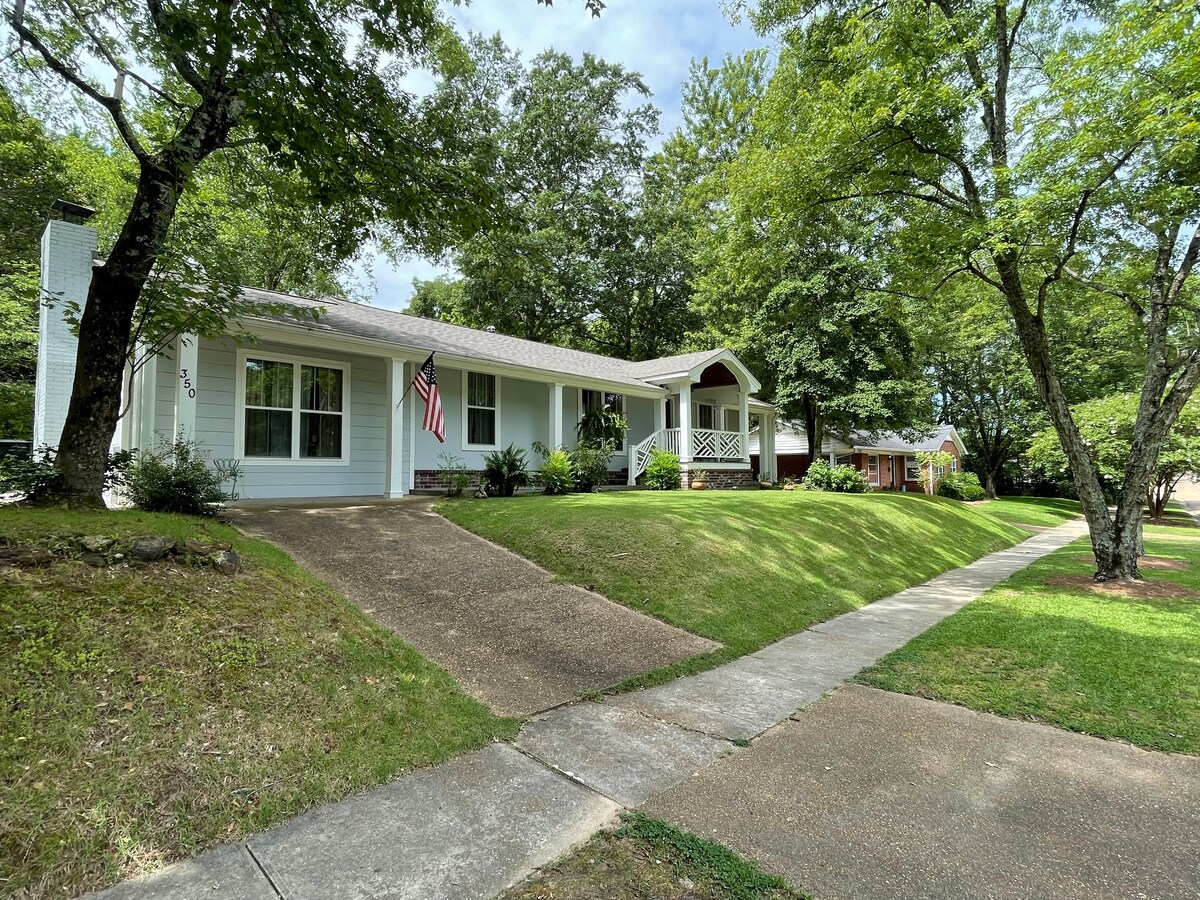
[211,549,241,576]
[80,535,115,553]
[128,536,175,562]
[80,551,107,568]
[183,538,212,556]
[16,547,54,567]
[782,482,796,492]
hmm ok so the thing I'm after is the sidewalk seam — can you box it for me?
[245,842,285,899]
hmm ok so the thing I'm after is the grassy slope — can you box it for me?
[0,508,515,899]
[505,813,806,900]
[440,492,1025,684]
[858,535,1200,754]
[982,497,1083,527]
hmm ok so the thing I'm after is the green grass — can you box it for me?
[0,508,516,899]
[857,535,1200,754]
[440,491,1026,687]
[981,496,1083,527]
[504,812,806,900]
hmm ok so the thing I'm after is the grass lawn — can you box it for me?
[0,508,515,899]
[504,813,806,900]
[857,535,1200,755]
[981,496,1083,527]
[440,491,1026,686]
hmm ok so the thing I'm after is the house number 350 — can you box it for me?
[179,367,197,399]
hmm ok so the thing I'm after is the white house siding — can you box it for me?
[190,337,389,500]
[153,343,179,438]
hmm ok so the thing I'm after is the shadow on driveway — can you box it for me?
[231,499,717,716]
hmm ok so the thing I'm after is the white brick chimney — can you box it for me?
[34,219,98,450]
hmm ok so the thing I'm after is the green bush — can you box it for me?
[643,448,682,490]
[539,449,574,495]
[0,382,33,440]
[802,460,869,493]
[436,451,472,498]
[482,444,529,497]
[572,441,614,492]
[936,471,986,501]
[0,445,131,502]
[124,437,238,516]
[801,459,834,491]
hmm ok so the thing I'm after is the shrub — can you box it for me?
[124,437,237,516]
[828,464,871,493]
[482,444,529,497]
[539,449,574,495]
[936,471,986,501]
[644,448,682,490]
[801,459,834,491]
[572,440,614,492]
[0,382,33,440]
[802,460,869,493]
[0,445,131,502]
[436,451,472,498]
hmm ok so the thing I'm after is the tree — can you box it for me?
[1027,394,1200,523]
[745,0,1200,580]
[4,0,542,503]
[408,276,467,321]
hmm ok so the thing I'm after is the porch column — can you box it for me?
[138,353,157,450]
[386,358,406,498]
[549,382,563,449]
[173,333,198,440]
[653,394,666,436]
[738,391,750,461]
[408,360,418,492]
[678,382,692,465]
[762,412,775,481]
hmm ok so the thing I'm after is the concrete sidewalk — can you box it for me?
[94,519,1093,900]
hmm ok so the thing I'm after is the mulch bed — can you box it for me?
[1072,554,1190,571]
[1048,574,1198,601]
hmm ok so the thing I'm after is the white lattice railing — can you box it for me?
[630,427,746,482]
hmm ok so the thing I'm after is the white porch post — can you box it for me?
[173,334,198,440]
[738,391,750,461]
[679,382,692,468]
[408,360,418,492]
[654,394,666,436]
[549,383,564,449]
[762,412,775,481]
[386,358,406,498]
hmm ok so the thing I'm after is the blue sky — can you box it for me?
[354,0,766,310]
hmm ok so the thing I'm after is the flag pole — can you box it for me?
[395,352,432,409]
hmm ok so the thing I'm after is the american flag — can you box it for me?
[413,353,445,443]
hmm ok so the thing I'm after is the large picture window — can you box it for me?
[465,371,498,449]
[582,389,625,451]
[905,456,921,481]
[240,355,347,462]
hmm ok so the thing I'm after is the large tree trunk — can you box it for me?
[982,467,999,500]
[53,165,185,504]
[801,398,823,468]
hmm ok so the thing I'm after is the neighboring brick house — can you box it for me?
[749,424,966,493]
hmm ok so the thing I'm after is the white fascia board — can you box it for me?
[237,318,669,399]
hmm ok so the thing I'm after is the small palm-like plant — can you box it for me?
[482,444,530,497]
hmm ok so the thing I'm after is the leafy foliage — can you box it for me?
[801,460,869,494]
[0,446,130,501]
[0,382,32,440]
[482,444,530,497]
[643,448,682,491]
[577,403,628,449]
[936,472,986,502]
[571,442,615,493]
[123,437,238,516]
[1026,394,1200,521]
[436,451,472,499]
[538,449,574,496]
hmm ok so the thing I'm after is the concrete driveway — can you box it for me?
[645,684,1200,900]
[230,499,716,716]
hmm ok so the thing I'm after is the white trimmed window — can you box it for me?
[867,454,879,484]
[722,407,739,432]
[695,402,717,430]
[836,453,853,466]
[240,354,347,462]
[464,371,499,449]
[951,457,959,473]
[905,456,921,481]
[581,389,626,452]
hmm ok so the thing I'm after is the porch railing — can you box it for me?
[630,428,747,482]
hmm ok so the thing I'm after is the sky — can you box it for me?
[352,0,767,311]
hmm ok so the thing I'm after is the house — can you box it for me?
[34,219,778,500]
[748,423,965,493]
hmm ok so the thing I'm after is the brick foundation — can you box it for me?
[685,469,758,490]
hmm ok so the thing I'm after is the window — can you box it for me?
[465,371,498,448]
[581,389,625,451]
[241,355,347,462]
[836,453,853,466]
[905,456,921,481]
[696,403,716,430]
[867,454,879,484]
[722,407,739,433]
[951,457,958,473]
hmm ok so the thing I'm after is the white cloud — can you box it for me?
[366,0,767,307]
